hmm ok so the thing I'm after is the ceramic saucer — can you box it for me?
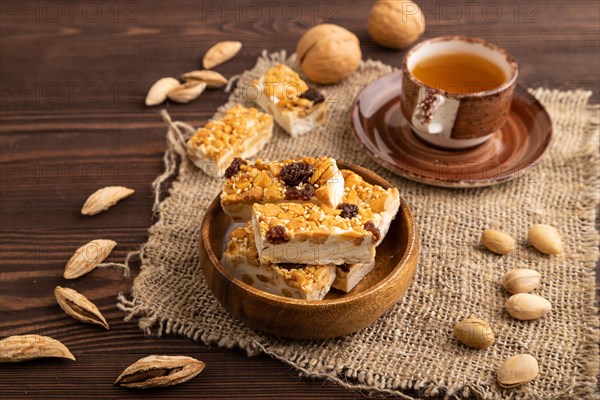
[351,71,552,188]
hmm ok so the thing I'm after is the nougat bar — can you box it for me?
[340,169,400,244]
[253,64,326,137]
[221,223,336,300]
[251,202,379,265]
[220,157,344,221]
[186,105,273,178]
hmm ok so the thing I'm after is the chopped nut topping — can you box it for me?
[221,157,338,207]
[337,203,359,219]
[266,225,289,244]
[261,64,310,110]
[341,169,399,214]
[224,158,247,178]
[187,105,272,162]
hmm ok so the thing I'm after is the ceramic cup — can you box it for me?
[400,36,518,149]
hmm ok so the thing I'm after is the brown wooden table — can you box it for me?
[1,1,598,398]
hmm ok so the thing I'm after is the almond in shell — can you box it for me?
[167,81,207,104]
[81,186,134,216]
[0,335,75,363]
[55,286,109,329]
[202,41,242,69]
[145,77,181,106]
[181,70,227,88]
[114,355,205,388]
[63,239,116,279]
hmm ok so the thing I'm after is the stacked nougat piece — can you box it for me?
[252,64,327,138]
[220,157,400,300]
[186,105,273,178]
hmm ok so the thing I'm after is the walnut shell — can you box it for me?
[368,0,425,49]
[296,24,362,84]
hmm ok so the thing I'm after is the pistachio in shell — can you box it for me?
[480,229,516,255]
[453,316,495,349]
[502,269,541,294]
[505,293,551,320]
[497,354,539,388]
[527,224,562,255]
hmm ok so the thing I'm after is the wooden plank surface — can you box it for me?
[1,0,598,398]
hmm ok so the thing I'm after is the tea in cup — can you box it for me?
[401,36,518,149]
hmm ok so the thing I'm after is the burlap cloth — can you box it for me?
[117,51,600,399]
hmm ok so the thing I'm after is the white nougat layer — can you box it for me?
[332,260,376,293]
[252,220,377,266]
[221,245,336,300]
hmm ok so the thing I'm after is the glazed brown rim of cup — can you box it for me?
[402,35,519,99]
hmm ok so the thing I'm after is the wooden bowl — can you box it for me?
[200,161,420,339]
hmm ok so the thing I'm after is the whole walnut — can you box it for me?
[296,24,362,84]
[368,0,425,49]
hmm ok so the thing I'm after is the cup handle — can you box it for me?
[414,91,446,134]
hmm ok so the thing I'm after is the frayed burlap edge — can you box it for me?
[117,51,600,399]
